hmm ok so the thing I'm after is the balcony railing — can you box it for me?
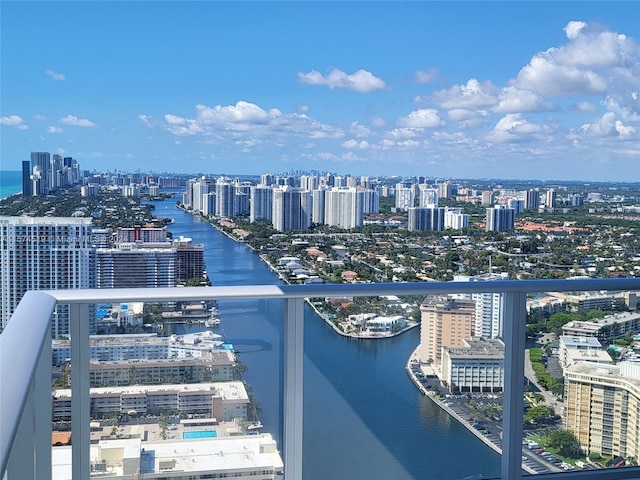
[2,278,640,480]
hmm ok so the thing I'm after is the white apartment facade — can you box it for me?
[52,381,249,420]
[0,216,95,337]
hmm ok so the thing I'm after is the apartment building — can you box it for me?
[52,331,224,365]
[419,295,476,364]
[52,381,249,421]
[0,216,96,337]
[565,362,640,460]
[68,352,235,387]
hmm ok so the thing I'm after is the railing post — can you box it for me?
[501,291,527,480]
[35,332,52,479]
[71,303,90,479]
[283,298,304,480]
[5,387,35,479]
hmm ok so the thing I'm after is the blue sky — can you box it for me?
[1,1,639,181]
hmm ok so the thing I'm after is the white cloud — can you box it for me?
[413,67,439,84]
[317,152,339,161]
[579,112,636,138]
[46,126,63,134]
[495,86,553,113]
[386,128,420,139]
[512,21,639,97]
[564,21,588,40]
[432,79,499,109]
[59,115,97,127]
[371,117,386,127]
[571,101,597,112]
[34,114,47,121]
[447,109,489,129]
[144,101,345,142]
[0,114,28,130]
[349,121,372,137]
[486,113,542,143]
[397,108,444,128]
[341,151,366,162]
[297,68,387,92]
[45,69,65,81]
[342,139,371,149]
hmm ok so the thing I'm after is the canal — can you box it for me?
[152,194,500,480]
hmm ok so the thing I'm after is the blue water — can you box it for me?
[0,171,22,199]
[183,430,218,439]
[152,194,501,479]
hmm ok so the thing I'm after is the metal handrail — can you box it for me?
[1,278,640,479]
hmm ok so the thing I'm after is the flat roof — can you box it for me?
[53,381,248,401]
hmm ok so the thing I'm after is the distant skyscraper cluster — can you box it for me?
[22,151,83,196]
[183,174,381,232]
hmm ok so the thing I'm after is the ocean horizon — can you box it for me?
[0,170,22,199]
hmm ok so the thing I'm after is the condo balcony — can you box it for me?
[2,278,640,480]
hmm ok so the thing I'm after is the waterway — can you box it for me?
[152,194,500,480]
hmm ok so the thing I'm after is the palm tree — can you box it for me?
[247,397,262,422]
[232,360,248,380]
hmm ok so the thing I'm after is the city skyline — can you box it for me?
[1,2,639,181]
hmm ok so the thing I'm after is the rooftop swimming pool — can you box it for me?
[183,430,218,439]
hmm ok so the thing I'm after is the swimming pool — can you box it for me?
[183,430,218,439]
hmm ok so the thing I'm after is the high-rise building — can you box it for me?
[453,273,508,339]
[407,207,445,231]
[437,181,452,200]
[21,160,32,196]
[481,190,494,206]
[395,185,415,211]
[300,175,319,191]
[565,362,640,461]
[173,237,206,284]
[215,180,236,218]
[524,189,540,210]
[324,188,364,229]
[361,188,379,214]
[418,186,438,208]
[192,177,210,213]
[311,189,326,225]
[96,244,177,289]
[272,187,311,232]
[418,295,476,364]
[546,188,557,208]
[485,205,515,232]
[0,217,96,337]
[116,226,169,244]
[444,208,469,230]
[250,185,274,223]
[30,151,50,195]
[260,173,275,186]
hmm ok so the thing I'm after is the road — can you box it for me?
[524,349,565,416]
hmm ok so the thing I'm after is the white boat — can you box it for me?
[205,317,221,327]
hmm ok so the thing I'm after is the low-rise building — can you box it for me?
[558,336,603,370]
[53,331,224,366]
[65,351,235,387]
[365,315,407,333]
[441,337,504,393]
[562,312,640,344]
[52,381,249,421]
[52,434,284,479]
